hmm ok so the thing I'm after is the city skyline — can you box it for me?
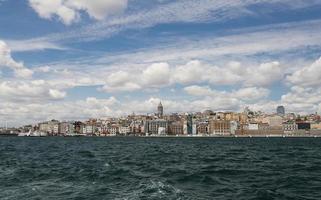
[2,103,320,137]
[1,0,321,126]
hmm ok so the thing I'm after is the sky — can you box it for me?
[1,0,321,126]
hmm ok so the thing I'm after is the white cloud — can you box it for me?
[172,60,206,85]
[16,0,320,48]
[183,85,215,97]
[286,57,321,87]
[0,96,120,126]
[100,62,171,92]
[78,19,321,69]
[0,40,33,78]
[6,39,66,52]
[29,0,78,25]
[184,85,270,102]
[99,71,141,92]
[107,71,132,86]
[0,80,66,101]
[65,0,128,20]
[49,89,67,99]
[35,66,51,73]
[14,68,34,79]
[142,62,170,87]
[233,87,270,101]
[175,60,283,86]
[182,85,273,113]
[101,82,141,93]
[29,0,127,25]
[281,86,321,106]
[243,61,283,86]
[98,60,283,93]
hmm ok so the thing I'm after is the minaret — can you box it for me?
[157,102,163,118]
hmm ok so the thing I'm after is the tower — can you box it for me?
[277,106,285,116]
[157,102,163,118]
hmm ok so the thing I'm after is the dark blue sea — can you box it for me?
[1,137,321,200]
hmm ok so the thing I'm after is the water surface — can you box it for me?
[1,137,321,199]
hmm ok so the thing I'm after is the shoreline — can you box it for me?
[1,134,321,138]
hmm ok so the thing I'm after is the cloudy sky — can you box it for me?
[1,0,321,126]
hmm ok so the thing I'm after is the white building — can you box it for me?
[248,123,259,130]
[59,122,72,135]
[39,120,59,135]
[108,125,119,135]
[192,124,197,135]
[85,124,95,135]
[283,123,298,133]
[158,127,166,135]
[119,126,131,135]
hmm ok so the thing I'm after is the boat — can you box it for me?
[18,130,47,137]
[64,133,86,137]
[30,130,47,137]
[18,130,31,137]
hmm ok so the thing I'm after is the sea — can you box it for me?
[1,137,321,200]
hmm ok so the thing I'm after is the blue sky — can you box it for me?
[1,0,321,126]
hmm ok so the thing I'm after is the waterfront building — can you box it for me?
[248,123,259,130]
[108,125,119,135]
[237,122,282,135]
[130,120,144,134]
[258,123,270,131]
[48,120,60,135]
[39,122,50,133]
[297,122,311,130]
[169,121,184,135]
[74,121,85,134]
[59,122,75,135]
[158,127,166,135]
[283,122,298,133]
[230,121,238,135]
[39,120,59,135]
[59,122,68,135]
[197,122,208,135]
[85,124,95,135]
[209,120,233,135]
[119,126,131,135]
[144,119,168,135]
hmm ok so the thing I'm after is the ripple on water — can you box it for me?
[77,150,96,158]
[115,180,186,200]
[0,137,321,199]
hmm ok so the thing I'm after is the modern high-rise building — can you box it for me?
[277,106,285,116]
[157,101,163,118]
